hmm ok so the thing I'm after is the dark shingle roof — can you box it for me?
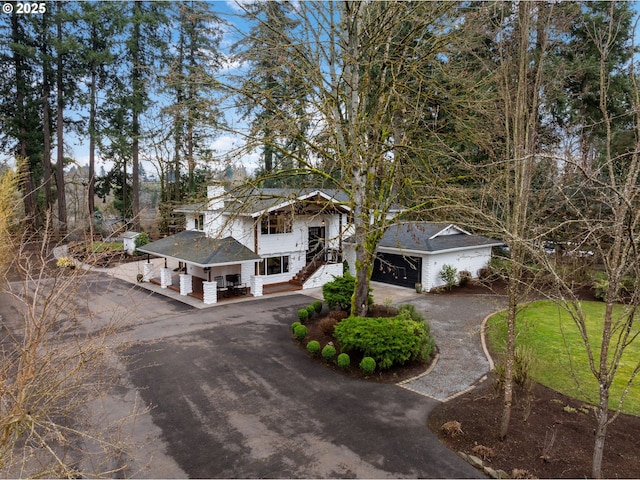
[347,222,502,253]
[137,231,261,266]
[174,188,351,216]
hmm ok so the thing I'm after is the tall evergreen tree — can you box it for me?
[77,2,123,228]
[3,14,43,227]
[233,1,309,184]
[162,1,224,200]
[98,1,167,228]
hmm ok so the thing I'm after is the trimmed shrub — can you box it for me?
[360,357,376,375]
[439,264,458,290]
[306,340,321,356]
[334,311,435,369]
[298,308,309,322]
[322,273,356,311]
[593,278,608,301]
[312,300,323,314]
[306,305,316,317]
[321,344,337,361]
[322,273,373,311]
[290,321,301,333]
[293,324,308,341]
[337,353,350,370]
[318,316,339,336]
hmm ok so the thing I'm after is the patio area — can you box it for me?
[105,257,303,307]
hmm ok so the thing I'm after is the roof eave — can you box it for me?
[376,241,503,256]
[134,249,261,268]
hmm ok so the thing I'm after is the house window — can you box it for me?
[195,214,204,231]
[258,256,290,275]
[260,212,292,235]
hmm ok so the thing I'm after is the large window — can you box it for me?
[261,212,292,235]
[258,256,290,276]
[195,213,204,231]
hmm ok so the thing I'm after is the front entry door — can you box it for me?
[307,226,326,263]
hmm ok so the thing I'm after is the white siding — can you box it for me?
[423,247,492,291]
[258,220,306,256]
[303,263,343,289]
[256,251,306,285]
[345,244,492,291]
[343,244,357,275]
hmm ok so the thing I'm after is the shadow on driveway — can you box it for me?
[123,294,484,478]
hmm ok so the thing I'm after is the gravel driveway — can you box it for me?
[399,294,507,401]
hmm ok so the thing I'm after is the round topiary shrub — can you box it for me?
[290,321,301,333]
[297,309,309,322]
[293,324,308,341]
[360,357,376,375]
[312,300,322,313]
[337,353,350,370]
[306,305,316,317]
[306,340,321,356]
[321,344,336,361]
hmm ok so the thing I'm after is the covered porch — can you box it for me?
[136,231,264,305]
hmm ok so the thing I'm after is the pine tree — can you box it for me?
[233,1,309,184]
[162,1,224,200]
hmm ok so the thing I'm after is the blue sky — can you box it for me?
[67,0,259,177]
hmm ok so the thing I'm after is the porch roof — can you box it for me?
[137,231,261,267]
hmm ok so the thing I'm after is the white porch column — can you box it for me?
[202,280,217,304]
[160,268,173,288]
[143,262,154,282]
[179,274,193,296]
[251,275,263,297]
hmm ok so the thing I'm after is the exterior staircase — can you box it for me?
[289,251,326,287]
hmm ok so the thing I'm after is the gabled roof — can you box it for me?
[346,222,502,254]
[136,231,261,267]
[174,188,351,216]
[174,202,207,214]
[245,189,351,217]
[120,231,140,240]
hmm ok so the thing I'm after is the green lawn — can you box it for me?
[487,300,640,416]
[90,241,123,253]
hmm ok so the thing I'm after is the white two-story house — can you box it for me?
[137,184,502,304]
[137,185,351,304]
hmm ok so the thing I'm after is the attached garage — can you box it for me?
[344,222,503,291]
[371,253,422,288]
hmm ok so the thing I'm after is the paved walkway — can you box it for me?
[398,294,506,401]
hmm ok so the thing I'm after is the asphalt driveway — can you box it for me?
[114,284,497,478]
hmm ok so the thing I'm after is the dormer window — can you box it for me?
[261,212,292,235]
[195,213,204,231]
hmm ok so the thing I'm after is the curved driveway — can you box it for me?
[101,276,508,479]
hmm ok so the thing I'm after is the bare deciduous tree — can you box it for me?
[533,7,640,477]
[0,186,141,476]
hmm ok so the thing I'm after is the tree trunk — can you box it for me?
[56,8,67,233]
[41,37,54,214]
[592,392,609,478]
[88,66,96,232]
[12,14,37,227]
[131,2,141,231]
[499,280,518,439]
